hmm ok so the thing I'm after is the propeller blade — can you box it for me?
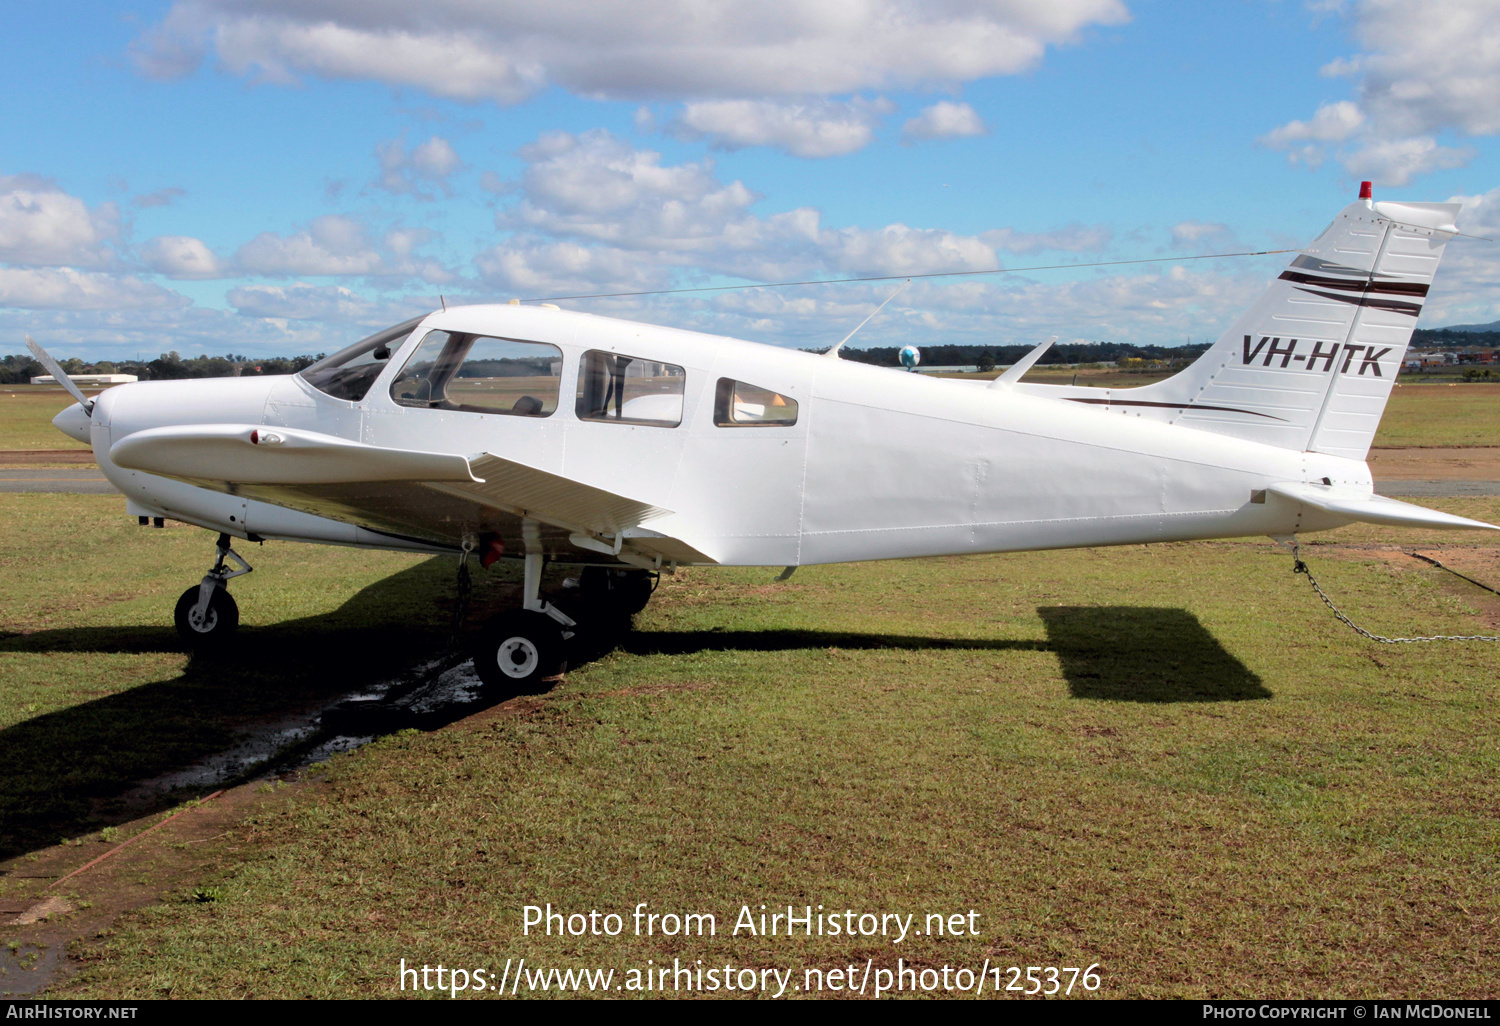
[25,335,92,414]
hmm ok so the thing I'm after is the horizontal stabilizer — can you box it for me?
[110,424,478,485]
[1267,482,1499,531]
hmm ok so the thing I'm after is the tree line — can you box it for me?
[0,351,322,386]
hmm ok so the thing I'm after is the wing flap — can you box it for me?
[423,453,671,537]
[1268,482,1499,531]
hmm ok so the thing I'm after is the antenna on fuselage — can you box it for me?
[824,278,911,359]
[989,336,1058,389]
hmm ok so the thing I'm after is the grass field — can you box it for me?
[1,387,96,451]
[3,492,1499,999]
[5,378,1497,453]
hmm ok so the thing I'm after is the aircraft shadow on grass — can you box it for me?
[0,558,1264,861]
[621,605,1269,705]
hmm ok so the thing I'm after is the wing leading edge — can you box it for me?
[109,424,717,565]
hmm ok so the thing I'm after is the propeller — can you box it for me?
[25,335,92,415]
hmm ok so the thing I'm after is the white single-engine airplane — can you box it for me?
[31,185,1497,688]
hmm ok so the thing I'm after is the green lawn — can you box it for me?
[4,494,1497,999]
[0,387,94,450]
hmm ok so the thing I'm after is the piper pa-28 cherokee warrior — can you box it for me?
[33,184,1497,688]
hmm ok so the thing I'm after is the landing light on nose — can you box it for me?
[52,402,91,445]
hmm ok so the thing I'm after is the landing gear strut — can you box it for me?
[174,532,252,647]
[472,519,577,692]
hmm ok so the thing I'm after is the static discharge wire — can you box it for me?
[516,249,1301,304]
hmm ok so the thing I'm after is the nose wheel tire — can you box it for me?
[174,586,240,647]
[473,610,566,692]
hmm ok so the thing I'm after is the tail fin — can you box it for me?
[1019,192,1462,459]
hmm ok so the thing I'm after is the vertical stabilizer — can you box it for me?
[1017,192,1461,459]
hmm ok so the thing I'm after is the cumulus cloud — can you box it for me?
[477,130,1114,296]
[0,268,186,310]
[672,98,892,158]
[141,235,226,279]
[374,134,462,198]
[1412,186,1500,327]
[228,282,375,320]
[132,0,1129,102]
[235,215,386,276]
[0,174,120,267]
[231,214,456,282]
[1341,137,1475,188]
[1262,1,1500,184]
[901,101,987,143]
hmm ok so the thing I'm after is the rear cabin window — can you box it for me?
[300,316,425,402]
[714,378,798,427]
[390,331,563,416]
[575,351,685,427]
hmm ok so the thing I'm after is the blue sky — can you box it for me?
[5,0,1500,359]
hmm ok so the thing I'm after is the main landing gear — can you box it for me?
[174,532,252,648]
[472,519,577,692]
[470,519,658,693]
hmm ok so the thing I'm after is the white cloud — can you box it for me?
[821,224,996,276]
[229,214,457,282]
[673,98,892,158]
[227,282,377,320]
[1411,185,1500,327]
[475,240,671,298]
[133,0,1129,102]
[1262,1,1500,184]
[0,268,186,310]
[478,130,1115,296]
[1341,137,1475,188]
[901,101,987,142]
[141,235,226,279]
[374,134,462,198]
[235,215,386,276]
[0,175,119,268]
[1261,100,1364,147]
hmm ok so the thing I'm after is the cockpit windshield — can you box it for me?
[299,316,426,402]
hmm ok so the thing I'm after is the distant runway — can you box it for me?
[1375,480,1500,497]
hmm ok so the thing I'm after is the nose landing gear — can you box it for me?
[174,532,252,647]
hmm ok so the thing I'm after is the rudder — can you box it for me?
[1019,190,1462,459]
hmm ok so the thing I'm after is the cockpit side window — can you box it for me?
[713,378,798,427]
[300,316,425,402]
[390,332,563,416]
[576,351,685,427]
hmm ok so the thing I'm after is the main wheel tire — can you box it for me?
[174,585,240,647]
[579,567,655,616]
[473,610,566,692]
